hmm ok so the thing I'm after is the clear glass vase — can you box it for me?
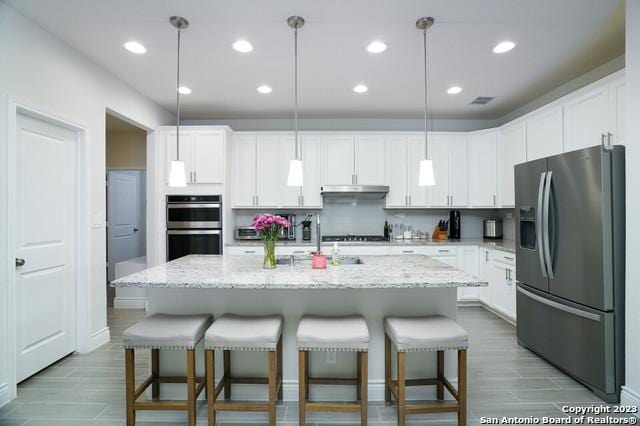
[263,239,277,269]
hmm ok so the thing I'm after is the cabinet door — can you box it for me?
[448,134,469,207]
[166,131,194,183]
[407,135,428,207]
[432,254,457,268]
[526,106,563,160]
[563,86,609,153]
[609,78,625,146]
[468,132,497,207]
[255,135,279,207]
[457,246,479,302]
[428,135,450,207]
[301,135,322,207]
[507,265,517,320]
[478,248,492,305]
[355,135,385,185]
[385,136,408,207]
[323,135,355,185]
[500,122,527,207]
[278,135,300,207]
[192,131,224,184]
[232,135,257,207]
[491,262,510,317]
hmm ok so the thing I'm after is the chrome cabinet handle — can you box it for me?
[402,250,414,254]
[194,171,197,182]
[244,250,256,254]
[16,258,25,267]
[493,194,496,206]
[485,251,489,261]
[504,256,514,261]
[408,195,412,205]
[438,249,449,253]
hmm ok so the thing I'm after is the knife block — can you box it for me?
[432,225,448,240]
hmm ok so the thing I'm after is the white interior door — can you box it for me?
[15,113,77,382]
[107,170,145,283]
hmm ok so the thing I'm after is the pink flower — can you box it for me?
[252,214,290,240]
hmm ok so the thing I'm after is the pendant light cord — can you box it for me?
[176,28,181,161]
[422,28,429,160]
[294,25,299,160]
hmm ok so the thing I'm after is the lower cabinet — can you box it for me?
[490,254,517,322]
[456,246,479,302]
[478,247,492,305]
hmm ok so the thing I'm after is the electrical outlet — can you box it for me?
[505,212,513,219]
[326,351,337,364]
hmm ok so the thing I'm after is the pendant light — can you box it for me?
[417,17,436,186]
[286,16,305,187]
[168,16,189,187]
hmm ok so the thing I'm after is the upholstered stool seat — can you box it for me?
[384,315,468,426]
[204,314,284,426]
[296,315,370,426]
[122,313,213,426]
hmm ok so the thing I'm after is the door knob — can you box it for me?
[133,228,139,232]
[15,258,25,267]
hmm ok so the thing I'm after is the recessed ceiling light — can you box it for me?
[353,84,368,93]
[447,86,463,95]
[257,85,272,94]
[178,86,192,95]
[366,40,387,54]
[232,40,253,53]
[124,41,146,54]
[493,40,516,54]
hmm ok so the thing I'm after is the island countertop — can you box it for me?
[111,254,487,290]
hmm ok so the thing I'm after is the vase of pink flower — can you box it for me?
[252,214,290,269]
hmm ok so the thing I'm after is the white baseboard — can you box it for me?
[457,300,481,307]
[0,382,10,408]
[114,297,147,310]
[621,386,640,417]
[479,302,517,326]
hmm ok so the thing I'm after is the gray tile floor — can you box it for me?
[0,307,635,425]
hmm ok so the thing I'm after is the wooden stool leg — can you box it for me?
[205,349,215,426]
[437,350,445,400]
[223,350,231,399]
[277,337,283,401]
[356,351,362,401]
[186,349,197,426]
[125,348,136,426]
[359,352,368,426]
[384,334,391,404]
[268,351,277,426]
[304,350,310,398]
[397,351,406,426]
[151,349,160,399]
[298,350,307,426]
[458,349,467,426]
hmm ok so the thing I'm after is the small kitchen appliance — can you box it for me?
[483,219,503,239]
[301,217,313,241]
[449,210,461,239]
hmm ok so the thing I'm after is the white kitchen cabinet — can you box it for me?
[478,247,492,305]
[428,134,468,208]
[300,135,323,208]
[499,122,527,207]
[255,135,280,207]
[427,134,450,207]
[468,131,498,207]
[526,106,564,161]
[563,85,609,153]
[165,128,226,184]
[323,135,355,185]
[355,135,385,185]
[457,246,479,302]
[232,134,258,207]
[406,136,428,207]
[278,135,300,207]
[608,77,625,146]
[491,250,517,321]
[384,135,427,207]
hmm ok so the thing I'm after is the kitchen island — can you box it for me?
[112,254,486,402]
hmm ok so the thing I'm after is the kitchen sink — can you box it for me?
[275,256,364,265]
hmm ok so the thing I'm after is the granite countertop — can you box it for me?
[111,254,487,290]
[227,238,516,253]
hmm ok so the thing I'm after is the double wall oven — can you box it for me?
[166,195,223,261]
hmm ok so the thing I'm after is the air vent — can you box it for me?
[470,96,495,105]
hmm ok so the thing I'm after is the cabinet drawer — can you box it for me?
[492,250,515,265]
[423,246,457,256]
[225,246,263,255]
[340,246,390,256]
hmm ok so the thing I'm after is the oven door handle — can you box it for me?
[167,203,221,209]
[167,230,221,235]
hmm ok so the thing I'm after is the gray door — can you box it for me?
[546,146,611,311]
[515,158,549,292]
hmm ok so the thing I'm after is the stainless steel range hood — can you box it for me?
[321,185,389,200]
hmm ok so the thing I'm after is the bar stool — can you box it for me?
[384,315,469,426]
[296,315,369,426]
[204,314,283,426]
[122,313,213,426]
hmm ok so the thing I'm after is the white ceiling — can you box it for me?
[6,0,624,120]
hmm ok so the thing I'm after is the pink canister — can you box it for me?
[312,253,327,269]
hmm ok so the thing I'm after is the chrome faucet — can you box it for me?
[316,214,321,254]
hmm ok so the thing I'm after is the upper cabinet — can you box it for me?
[526,105,563,161]
[300,135,323,208]
[165,128,226,184]
[468,131,498,207]
[499,122,527,207]
[385,135,427,207]
[428,134,468,208]
[608,77,626,146]
[563,85,609,153]
[323,134,385,185]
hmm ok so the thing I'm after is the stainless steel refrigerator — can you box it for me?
[515,145,625,403]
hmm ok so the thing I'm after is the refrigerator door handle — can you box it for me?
[517,286,601,322]
[543,171,555,279]
[537,172,548,278]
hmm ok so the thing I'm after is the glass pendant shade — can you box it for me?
[418,159,435,186]
[168,160,187,187]
[287,159,304,187]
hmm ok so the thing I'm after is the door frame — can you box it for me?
[3,97,91,400]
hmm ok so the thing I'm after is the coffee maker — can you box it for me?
[449,210,461,239]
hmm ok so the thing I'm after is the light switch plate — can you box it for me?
[326,351,337,364]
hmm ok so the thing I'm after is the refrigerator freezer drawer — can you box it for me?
[516,285,617,400]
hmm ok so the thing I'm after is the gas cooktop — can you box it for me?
[322,235,388,242]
